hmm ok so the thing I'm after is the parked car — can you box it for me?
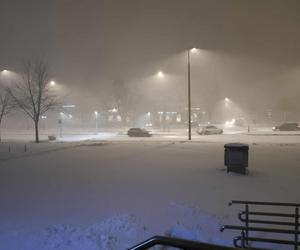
[272,123,300,131]
[127,128,152,137]
[197,125,223,135]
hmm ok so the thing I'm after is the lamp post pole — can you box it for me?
[187,49,192,140]
[95,111,98,133]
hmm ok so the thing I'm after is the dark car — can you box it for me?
[127,128,152,137]
[272,123,300,131]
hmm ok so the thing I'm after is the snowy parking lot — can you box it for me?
[0,133,300,249]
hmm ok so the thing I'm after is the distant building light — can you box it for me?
[41,115,47,119]
[62,105,76,108]
[109,108,118,113]
[184,107,201,111]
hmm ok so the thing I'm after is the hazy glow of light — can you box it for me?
[1,70,9,74]
[190,48,197,53]
[225,97,230,102]
[62,105,76,108]
[94,111,98,116]
[225,118,236,127]
[112,108,118,113]
[157,71,164,78]
[69,114,73,119]
[50,81,56,86]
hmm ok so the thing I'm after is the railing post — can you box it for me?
[245,204,249,246]
[241,230,246,248]
[295,206,299,250]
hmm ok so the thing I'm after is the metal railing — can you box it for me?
[221,200,300,250]
[127,235,240,250]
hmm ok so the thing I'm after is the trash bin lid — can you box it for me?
[224,143,249,149]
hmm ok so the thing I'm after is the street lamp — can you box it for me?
[50,80,56,86]
[187,48,198,140]
[157,71,164,78]
[94,111,98,133]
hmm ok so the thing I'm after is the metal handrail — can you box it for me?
[221,225,300,234]
[222,200,300,249]
[127,235,240,250]
[229,200,300,207]
[235,235,300,246]
[239,211,296,218]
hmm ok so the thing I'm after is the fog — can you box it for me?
[1,0,300,130]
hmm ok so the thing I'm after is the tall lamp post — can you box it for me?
[187,48,197,140]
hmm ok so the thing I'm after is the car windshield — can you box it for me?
[206,126,217,129]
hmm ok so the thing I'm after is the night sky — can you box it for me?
[1,0,300,112]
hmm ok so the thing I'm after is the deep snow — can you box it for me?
[0,136,300,249]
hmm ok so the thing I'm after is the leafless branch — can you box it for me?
[8,59,61,142]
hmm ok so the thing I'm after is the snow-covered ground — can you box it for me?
[0,133,300,249]
[2,127,300,143]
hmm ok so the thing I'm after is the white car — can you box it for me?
[197,125,223,135]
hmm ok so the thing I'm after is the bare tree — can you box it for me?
[112,79,130,124]
[8,59,61,142]
[0,87,14,141]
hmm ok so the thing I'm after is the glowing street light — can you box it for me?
[50,80,56,86]
[157,71,164,78]
[225,97,230,102]
[1,70,9,74]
